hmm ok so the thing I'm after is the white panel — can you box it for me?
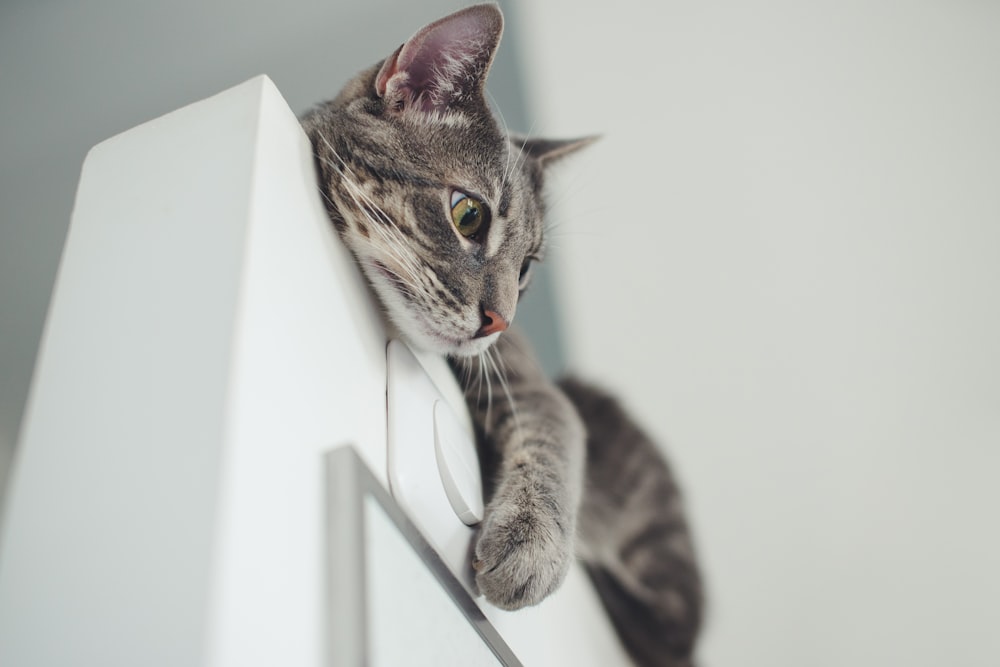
[366,496,501,667]
[387,339,480,596]
[206,77,389,667]
[0,77,266,667]
[479,566,631,667]
[0,76,389,667]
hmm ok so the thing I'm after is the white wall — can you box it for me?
[517,1,1000,666]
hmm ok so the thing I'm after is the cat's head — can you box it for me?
[302,4,591,357]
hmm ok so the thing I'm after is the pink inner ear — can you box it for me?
[396,12,485,78]
[375,5,503,111]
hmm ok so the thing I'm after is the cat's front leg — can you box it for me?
[451,328,586,610]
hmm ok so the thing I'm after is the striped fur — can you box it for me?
[300,5,703,665]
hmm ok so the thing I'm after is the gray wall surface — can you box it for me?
[0,0,563,505]
[521,2,1000,665]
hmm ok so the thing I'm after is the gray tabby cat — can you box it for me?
[301,5,702,665]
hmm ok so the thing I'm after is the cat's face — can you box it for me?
[303,4,588,357]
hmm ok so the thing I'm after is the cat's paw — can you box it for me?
[472,493,574,610]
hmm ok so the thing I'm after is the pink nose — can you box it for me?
[475,309,508,338]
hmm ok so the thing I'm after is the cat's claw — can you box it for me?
[472,494,574,611]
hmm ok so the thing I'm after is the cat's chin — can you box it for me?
[447,333,501,359]
[406,331,500,359]
[399,326,500,359]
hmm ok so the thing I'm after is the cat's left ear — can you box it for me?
[512,135,600,166]
[376,4,503,114]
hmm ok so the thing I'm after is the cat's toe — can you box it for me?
[472,505,573,610]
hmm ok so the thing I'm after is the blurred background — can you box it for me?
[2,1,998,666]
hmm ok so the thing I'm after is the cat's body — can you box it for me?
[301,5,702,665]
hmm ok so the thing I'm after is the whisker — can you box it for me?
[486,345,521,441]
[504,119,538,190]
[313,131,427,288]
[458,356,473,387]
[486,88,513,192]
[338,183,424,287]
[317,132,409,238]
[478,351,493,427]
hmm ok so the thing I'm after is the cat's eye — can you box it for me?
[450,191,490,240]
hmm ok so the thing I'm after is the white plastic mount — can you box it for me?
[386,339,483,595]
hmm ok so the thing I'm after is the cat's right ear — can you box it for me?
[375,4,504,114]
[513,135,600,166]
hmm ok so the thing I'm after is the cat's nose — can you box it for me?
[475,308,509,338]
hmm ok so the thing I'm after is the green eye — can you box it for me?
[450,192,488,238]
